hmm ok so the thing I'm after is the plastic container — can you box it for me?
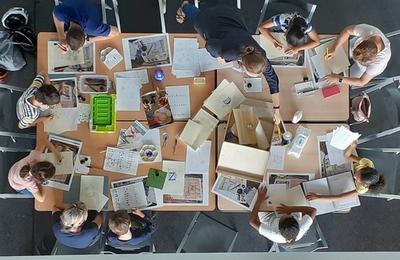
[90,94,116,133]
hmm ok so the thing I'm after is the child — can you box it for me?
[259,12,320,54]
[107,209,156,249]
[176,2,282,124]
[53,0,119,51]
[307,142,385,201]
[249,186,316,244]
[324,24,391,87]
[8,140,62,202]
[16,74,60,129]
[52,202,103,249]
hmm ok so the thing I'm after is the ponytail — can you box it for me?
[240,45,266,75]
[286,16,308,47]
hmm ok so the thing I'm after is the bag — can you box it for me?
[0,31,26,71]
[12,27,36,52]
[351,92,371,123]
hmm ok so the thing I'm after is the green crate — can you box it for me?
[90,94,116,133]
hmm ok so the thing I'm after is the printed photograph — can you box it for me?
[267,173,314,188]
[141,90,173,128]
[163,174,206,205]
[318,137,352,177]
[50,77,78,108]
[78,76,109,93]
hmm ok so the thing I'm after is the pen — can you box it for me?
[325,47,329,59]
[57,42,68,52]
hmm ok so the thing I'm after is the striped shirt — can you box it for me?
[16,75,45,129]
[272,13,313,34]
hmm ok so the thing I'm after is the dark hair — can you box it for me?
[19,161,56,184]
[66,26,85,51]
[240,45,266,75]
[286,16,308,47]
[359,167,385,192]
[353,39,378,63]
[279,216,299,244]
[109,210,131,236]
[34,84,60,105]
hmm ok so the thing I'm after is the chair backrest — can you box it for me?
[275,220,328,252]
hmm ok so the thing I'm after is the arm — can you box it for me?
[89,26,119,42]
[259,18,283,49]
[276,204,316,219]
[307,190,358,202]
[324,72,373,87]
[263,61,281,123]
[326,25,355,59]
[45,140,63,162]
[53,14,66,42]
[296,30,320,51]
[344,141,361,162]
[249,186,267,231]
[32,186,45,202]
[92,212,103,229]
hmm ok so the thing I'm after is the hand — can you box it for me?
[58,39,69,54]
[258,186,268,200]
[273,109,281,125]
[324,74,341,84]
[131,208,145,218]
[325,50,335,60]
[275,204,291,214]
[306,192,320,201]
[273,41,283,50]
[350,141,358,148]
[56,153,63,164]
[284,47,298,55]
[216,57,226,65]
[45,114,54,121]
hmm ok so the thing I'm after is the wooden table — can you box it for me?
[217,36,350,122]
[37,32,215,121]
[216,123,347,211]
[35,122,216,211]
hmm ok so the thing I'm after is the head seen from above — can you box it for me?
[60,202,88,233]
[286,16,308,47]
[354,167,385,192]
[34,84,60,109]
[66,22,86,51]
[240,45,266,77]
[353,39,378,63]
[108,210,131,236]
[19,161,56,184]
[279,215,300,244]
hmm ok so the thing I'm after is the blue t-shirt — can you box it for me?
[53,0,111,37]
[52,211,101,249]
[106,227,155,248]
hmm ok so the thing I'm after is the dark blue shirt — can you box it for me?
[107,227,155,248]
[193,5,279,94]
[52,211,101,249]
[53,0,111,37]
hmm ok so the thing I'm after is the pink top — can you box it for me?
[8,150,42,193]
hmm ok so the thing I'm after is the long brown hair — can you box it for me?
[353,39,378,63]
[240,45,266,75]
[19,161,56,184]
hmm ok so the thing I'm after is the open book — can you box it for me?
[302,171,360,215]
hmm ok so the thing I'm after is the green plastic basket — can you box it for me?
[90,94,116,133]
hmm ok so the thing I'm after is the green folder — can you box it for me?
[146,168,167,190]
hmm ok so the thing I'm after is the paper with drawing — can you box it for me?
[162,160,186,196]
[41,151,74,175]
[185,140,211,175]
[80,176,108,212]
[44,108,79,134]
[103,147,139,175]
[110,182,148,210]
[116,77,142,111]
[165,85,191,119]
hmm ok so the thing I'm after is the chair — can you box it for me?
[51,237,105,255]
[255,0,317,34]
[269,220,328,252]
[176,212,238,253]
[102,235,155,255]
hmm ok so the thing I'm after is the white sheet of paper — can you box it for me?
[259,33,291,59]
[185,140,211,175]
[325,133,346,165]
[41,151,74,175]
[104,48,123,70]
[172,38,201,78]
[197,48,234,72]
[329,171,360,211]
[303,178,336,215]
[267,185,308,207]
[244,77,263,93]
[179,120,204,150]
[77,103,91,123]
[103,147,139,175]
[44,108,79,134]
[162,160,186,196]
[110,182,148,210]
[330,126,361,150]
[267,146,286,170]
[139,129,162,163]
[114,69,149,84]
[116,77,142,111]
[48,41,85,67]
[165,85,191,119]
[80,176,108,212]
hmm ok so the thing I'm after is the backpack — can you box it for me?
[0,31,26,71]
[351,92,371,123]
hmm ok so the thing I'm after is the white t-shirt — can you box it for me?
[258,212,313,244]
[351,24,391,77]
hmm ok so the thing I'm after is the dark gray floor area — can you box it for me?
[1,0,400,256]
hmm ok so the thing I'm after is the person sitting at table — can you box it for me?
[8,140,61,202]
[107,209,156,249]
[306,141,385,202]
[249,186,316,244]
[259,12,320,54]
[53,0,119,51]
[52,202,103,249]
[16,73,60,129]
[324,24,391,87]
[176,1,282,123]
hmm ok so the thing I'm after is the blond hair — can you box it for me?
[108,210,131,236]
[60,202,88,232]
[353,39,378,63]
[240,45,266,75]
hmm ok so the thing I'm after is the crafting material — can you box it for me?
[146,168,167,189]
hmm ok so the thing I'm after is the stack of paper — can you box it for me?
[267,145,286,170]
[116,77,142,111]
[172,38,201,78]
[329,126,361,150]
[266,184,308,207]
[117,120,148,150]
[103,147,140,175]
[80,176,109,212]
[165,85,191,119]
[197,48,234,72]
[114,69,149,85]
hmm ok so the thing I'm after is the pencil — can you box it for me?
[325,47,329,59]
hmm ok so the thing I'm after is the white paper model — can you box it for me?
[48,41,96,74]
[317,135,352,177]
[78,75,110,94]
[212,175,259,211]
[43,134,82,191]
[122,34,172,70]
[111,176,163,210]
